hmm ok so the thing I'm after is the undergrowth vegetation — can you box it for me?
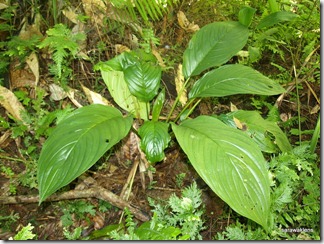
[0,0,320,240]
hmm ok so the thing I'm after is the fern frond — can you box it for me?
[110,0,179,24]
[38,24,86,79]
[52,48,68,78]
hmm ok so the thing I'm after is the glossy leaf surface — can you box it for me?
[172,116,270,229]
[189,64,285,98]
[100,69,147,119]
[151,88,165,122]
[138,121,170,163]
[38,104,133,203]
[182,21,249,78]
[123,56,162,102]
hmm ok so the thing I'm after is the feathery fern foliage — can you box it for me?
[38,24,86,80]
[110,0,179,24]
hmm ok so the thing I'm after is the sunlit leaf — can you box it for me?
[189,64,285,98]
[124,60,162,102]
[172,116,270,229]
[38,104,133,203]
[100,69,148,119]
[182,21,249,78]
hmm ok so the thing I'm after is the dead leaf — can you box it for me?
[0,85,26,122]
[49,83,68,101]
[18,13,42,41]
[230,102,238,111]
[0,130,11,148]
[115,44,130,54]
[92,214,105,230]
[175,64,187,106]
[67,90,83,108]
[280,113,291,122]
[310,104,320,114]
[62,7,79,24]
[152,46,166,68]
[82,0,141,32]
[25,52,39,87]
[177,11,200,32]
[233,117,247,131]
[49,83,83,107]
[9,60,36,89]
[0,3,8,10]
[81,84,112,106]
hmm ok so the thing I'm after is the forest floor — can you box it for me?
[0,0,320,240]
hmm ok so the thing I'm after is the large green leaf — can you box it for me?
[189,64,285,99]
[257,11,298,29]
[138,121,170,163]
[124,60,162,102]
[172,116,270,229]
[182,21,249,78]
[37,104,133,203]
[100,69,148,119]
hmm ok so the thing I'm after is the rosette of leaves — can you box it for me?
[38,8,292,231]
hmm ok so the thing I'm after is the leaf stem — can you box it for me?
[174,98,202,123]
[0,155,27,163]
[309,115,320,154]
[166,77,190,123]
[182,98,202,121]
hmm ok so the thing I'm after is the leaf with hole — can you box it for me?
[172,116,270,229]
[189,64,285,99]
[228,110,292,153]
[37,104,133,203]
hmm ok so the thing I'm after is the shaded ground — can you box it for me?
[0,0,320,240]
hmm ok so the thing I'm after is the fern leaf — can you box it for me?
[52,47,68,78]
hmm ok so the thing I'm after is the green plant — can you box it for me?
[0,4,18,77]
[60,200,96,228]
[0,165,17,194]
[175,173,186,188]
[9,223,36,240]
[90,182,204,240]
[63,226,83,240]
[215,144,320,240]
[37,23,86,83]
[148,181,205,240]
[0,88,73,193]
[108,0,179,24]
[0,211,20,231]
[37,9,292,231]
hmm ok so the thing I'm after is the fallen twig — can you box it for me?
[0,186,150,222]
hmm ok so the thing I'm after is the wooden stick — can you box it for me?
[0,186,150,222]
